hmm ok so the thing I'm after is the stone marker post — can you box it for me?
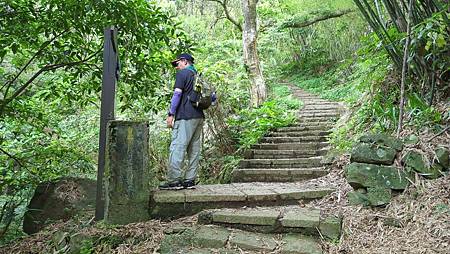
[104,120,150,224]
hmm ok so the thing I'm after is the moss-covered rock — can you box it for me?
[351,143,396,165]
[344,162,410,190]
[348,190,370,206]
[434,147,449,170]
[367,187,391,206]
[359,133,403,151]
[403,151,428,173]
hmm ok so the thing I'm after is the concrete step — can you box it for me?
[297,112,341,118]
[232,167,328,182]
[149,183,334,219]
[239,157,323,168]
[297,117,338,123]
[198,206,341,240]
[245,148,329,159]
[267,130,331,137]
[161,225,323,254]
[261,136,328,143]
[290,121,335,127]
[252,142,329,150]
[276,125,332,132]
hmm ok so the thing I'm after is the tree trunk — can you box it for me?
[242,0,266,107]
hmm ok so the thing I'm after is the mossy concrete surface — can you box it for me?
[104,121,150,224]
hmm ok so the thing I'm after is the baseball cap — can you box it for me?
[171,53,194,67]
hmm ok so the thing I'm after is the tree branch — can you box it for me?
[280,9,355,29]
[1,29,69,93]
[207,0,242,31]
[1,48,102,112]
[0,147,24,167]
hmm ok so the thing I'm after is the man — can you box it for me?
[159,53,204,190]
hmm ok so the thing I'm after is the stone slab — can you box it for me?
[318,215,341,240]
[229,230,277,251]
[281,234,322,254]
[152,190,185,203]
[274,187,334,200]
[281,208,320,228]
[211,209,280,226]
[192,225,230,249]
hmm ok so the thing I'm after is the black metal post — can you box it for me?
[95,26,119,220]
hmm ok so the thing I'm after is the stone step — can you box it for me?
[149,183,334,218]
[232,167,328,182]
[276,125,332,132]
[261,136,328,143]
[297,117,338,123]
[245,148,329,159]
[267,130,331,137]
[297,112,341,118]
[252,142,329,150]
[239,157,323,168]
[198,206,341,240]
[291,121,335,127]
[161,225,323,254]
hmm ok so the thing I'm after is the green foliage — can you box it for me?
[228,97,298,151]
[79,240,94,254]
[0,0,186,241]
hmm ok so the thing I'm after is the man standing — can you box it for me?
[159,53,204,190]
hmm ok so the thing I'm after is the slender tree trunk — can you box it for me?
[397,0,414,137]
[242,0,266,107]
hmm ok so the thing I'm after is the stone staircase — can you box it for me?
[152,85,344,253]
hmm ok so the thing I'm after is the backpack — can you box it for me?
[188,72,213,110]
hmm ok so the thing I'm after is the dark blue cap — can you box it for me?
[171,53,194,66]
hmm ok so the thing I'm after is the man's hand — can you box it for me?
[166,116,174,128]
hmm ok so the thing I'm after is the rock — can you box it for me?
[23,177,96,234]
[350,143,396,165]
[366,187,391,206]
[318,215,342,241]
[434,147,449,170]
[344,163,410,190]
[403,151,428,174]
[347,191,370,206]
[359,133,403,151]
[404,134,419,145]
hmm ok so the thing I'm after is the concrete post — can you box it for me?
[103,120,150,224]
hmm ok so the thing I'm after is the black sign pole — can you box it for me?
[95,26,118,220]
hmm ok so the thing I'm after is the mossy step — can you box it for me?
[252,142,329,150]
[267,130,331,137]
[276,125,332,132]
[297,116,339,122]
[246,148,329,159]
[161,225,322,254]
[239,157,323,168]
[261,136,328,143]
[232,167,328,182]
[198,206,341,240]
[297,112,341,118]
[149,183,334,219]
[291,121,335,127]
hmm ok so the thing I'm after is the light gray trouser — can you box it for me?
[168,118,204,182]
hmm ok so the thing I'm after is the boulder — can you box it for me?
[359,133,403,151]
[350,143,396,165]
[23,177,96,234]
[344,162,410,190]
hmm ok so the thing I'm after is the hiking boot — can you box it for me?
[158,181,183,190]
[182,180,196,189]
